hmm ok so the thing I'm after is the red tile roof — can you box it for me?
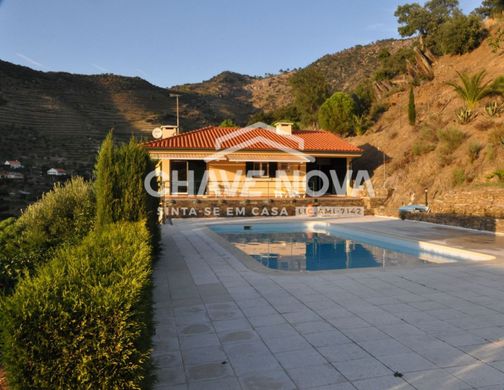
[144,126,362,154]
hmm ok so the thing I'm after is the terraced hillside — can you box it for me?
[0,60,265,216]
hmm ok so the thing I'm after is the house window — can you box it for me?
[278,163,289,172]
[246,162,278,178]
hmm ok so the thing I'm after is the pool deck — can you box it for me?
[153,216,504,389]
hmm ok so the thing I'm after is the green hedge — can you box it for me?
[0,177,95,292]
[0,221,152,389]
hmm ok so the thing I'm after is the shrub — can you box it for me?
[468,141,484,162]
[437,144,455,166]
[488,28,504,53]
[0,178,95,292]
[437,127,466,149]
[413,141,435,156]
[456,107,476,124]
[219,119,238,127]
[369,102,390,122]
[485,101,503,117]
[318,91,356,135]
[452,168,466,186]
[412,126,437,156]
[433,14,485,55]
[373,47,416,81]
[0,222,152,389]
[487,169,504,182]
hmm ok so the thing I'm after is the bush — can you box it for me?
[452,168,466,186]
[0,177,95,292]
[413,140,436,156]
[373,47,416,81]
[0,222,152,389]
[485,101,503,117]
[318,91,356,135]
[369,102,390,122]
[456,107,476,124]
[219,119,238,127]
[412,126,437,156]
[487,169,504,182]
[433,14,485,55]
[437,127,466,149]
[468,141,484,162]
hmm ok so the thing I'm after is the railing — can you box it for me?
[162,178,350,199]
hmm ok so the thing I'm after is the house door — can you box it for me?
[188,160,207,195]
[170,160,188,194]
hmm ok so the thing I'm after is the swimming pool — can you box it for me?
[210,222,494,271]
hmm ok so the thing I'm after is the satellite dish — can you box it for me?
[152,127,163,139]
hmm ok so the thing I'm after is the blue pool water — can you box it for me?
[211,223,457,271]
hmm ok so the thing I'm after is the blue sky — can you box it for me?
[0,0,482,87]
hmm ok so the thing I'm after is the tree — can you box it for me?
[408,86,417,125]
[219,119,238,127]
[352,81,374,116]
[318,92,356,135]
[94,134,159,247]
[395,0,461,38]
[433,14,485,54]
[94,131,116,228]
[474,0,504,18]
[447,70,493,109]
[289,67,330,127]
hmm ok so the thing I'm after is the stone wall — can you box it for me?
[403,188,504,233]
[405,212,504,233]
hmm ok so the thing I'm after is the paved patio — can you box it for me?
[152,217,504,390]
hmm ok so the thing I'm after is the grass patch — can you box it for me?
[452,168,466,186]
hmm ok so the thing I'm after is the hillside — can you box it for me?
[174,39,413,113]
[351,24,504,223]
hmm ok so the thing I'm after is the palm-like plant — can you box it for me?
[447,70,493,110]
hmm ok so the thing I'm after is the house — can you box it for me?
[47,168,67,176]
[144,122,363,198]
[4,160,23,169]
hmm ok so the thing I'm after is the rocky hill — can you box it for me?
[351,22,504,226]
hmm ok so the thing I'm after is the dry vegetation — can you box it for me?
[351,22,504,213]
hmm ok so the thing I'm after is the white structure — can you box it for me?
[5,172,24,180]
[4,160,23,169]
[47,168,67,176]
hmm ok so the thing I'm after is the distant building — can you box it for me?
[47,168,67,176]
[5,171,24,180]
[4,160,23,169]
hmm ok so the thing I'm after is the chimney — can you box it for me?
[161,125,178,138]
[274,121,293,135]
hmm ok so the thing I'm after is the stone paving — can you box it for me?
[152,217,504,390]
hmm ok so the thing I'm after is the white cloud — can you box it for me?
[15,52,45,68]
[91,63,109,73]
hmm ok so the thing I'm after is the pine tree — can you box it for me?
[408,86,416,126]
[94,131,116,228]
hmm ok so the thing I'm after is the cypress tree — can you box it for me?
[94,131,116,228]
[94,134,159,246]
[408,86,416,126]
